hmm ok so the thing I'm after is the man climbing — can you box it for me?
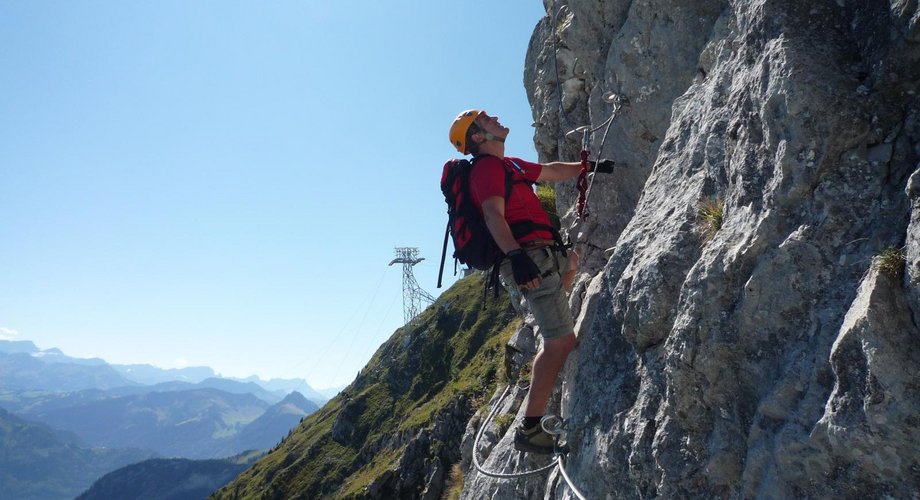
[448,109,610,454]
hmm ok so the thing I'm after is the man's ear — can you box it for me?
[469,130,484,147]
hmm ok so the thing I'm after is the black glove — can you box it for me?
[590,159,616,173]
[507,249,541,286]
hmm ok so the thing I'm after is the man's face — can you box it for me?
[476,112,509,139]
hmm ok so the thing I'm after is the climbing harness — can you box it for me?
[470,384,588,499]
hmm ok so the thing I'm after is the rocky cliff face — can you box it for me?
[463,0,920,498]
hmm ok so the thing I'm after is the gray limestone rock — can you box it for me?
[465,0,920,498]
[810,267,920,498]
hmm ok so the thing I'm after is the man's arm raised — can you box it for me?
[536,162,583,182]
[537,160,617,182]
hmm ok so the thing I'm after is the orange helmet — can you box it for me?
[449,109,483,154]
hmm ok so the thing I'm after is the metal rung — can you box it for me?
[541,414,566,435]
[565,125,590,139]
[603,92,630,106]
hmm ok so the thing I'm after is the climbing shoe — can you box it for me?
[513,424,555,454]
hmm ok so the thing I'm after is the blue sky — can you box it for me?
[0,1,547,388]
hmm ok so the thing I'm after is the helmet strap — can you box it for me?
[484,133,506,143]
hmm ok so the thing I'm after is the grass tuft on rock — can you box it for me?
[873,246,906,279]
[697,197,724,243]
[492,413,515,436]
[443,463,464,500]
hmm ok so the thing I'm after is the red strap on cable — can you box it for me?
[576,149,589,219]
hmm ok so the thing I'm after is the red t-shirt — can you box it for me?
[468,155,554,243]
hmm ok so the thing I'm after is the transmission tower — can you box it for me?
[389,247,437,324]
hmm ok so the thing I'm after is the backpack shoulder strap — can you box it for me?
[503,158,534,199]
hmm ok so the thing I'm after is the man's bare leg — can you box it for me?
[524,332,576,417]
[562,251,579,291]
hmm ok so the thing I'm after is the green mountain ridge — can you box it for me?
[77,451,264,500]
[0,407,155,500]
[229,392,319,453]
[214,274,517,499]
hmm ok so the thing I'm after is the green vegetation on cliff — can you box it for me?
[214,274,517,499]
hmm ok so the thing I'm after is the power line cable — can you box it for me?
[328,265,391,385]
[276,266,391,383]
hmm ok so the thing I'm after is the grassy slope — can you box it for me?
[214,274,516,499]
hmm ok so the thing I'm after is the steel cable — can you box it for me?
[469,384,592,498]
[471,384,561,479]
[580,97,627,219]
[558,453,589,500]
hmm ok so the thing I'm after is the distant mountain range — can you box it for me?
[19,388,317,459]
[0,339,341,402]
[0,339,327,499]
[0,407,155,500]
[0,348,135,392]
[77,452,263,500]
[108,377,285,404]
[113,363,217,384]
[0,340,323,458]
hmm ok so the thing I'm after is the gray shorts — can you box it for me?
[500,246,574,339]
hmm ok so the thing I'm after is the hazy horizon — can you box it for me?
[0,333,347,392]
